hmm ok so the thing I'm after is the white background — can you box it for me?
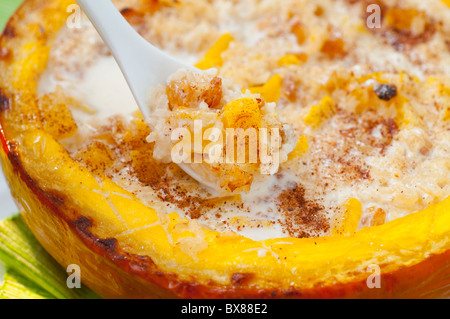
[0,169,17,220]
[0,169,16,285]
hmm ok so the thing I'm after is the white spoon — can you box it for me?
[76,0,222,196]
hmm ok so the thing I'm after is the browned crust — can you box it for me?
[0,89,11,112]
[357,0,438,51]
[0,0,448,299]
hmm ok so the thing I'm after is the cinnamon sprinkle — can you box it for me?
[276,183,329,238]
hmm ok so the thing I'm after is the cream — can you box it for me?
[38,55,138,122]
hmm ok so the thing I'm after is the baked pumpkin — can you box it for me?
[0,0,449,299]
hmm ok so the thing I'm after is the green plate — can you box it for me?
[0,0,23,30]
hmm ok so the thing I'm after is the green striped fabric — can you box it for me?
[0,0,23,30]
[0,215,99,299]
